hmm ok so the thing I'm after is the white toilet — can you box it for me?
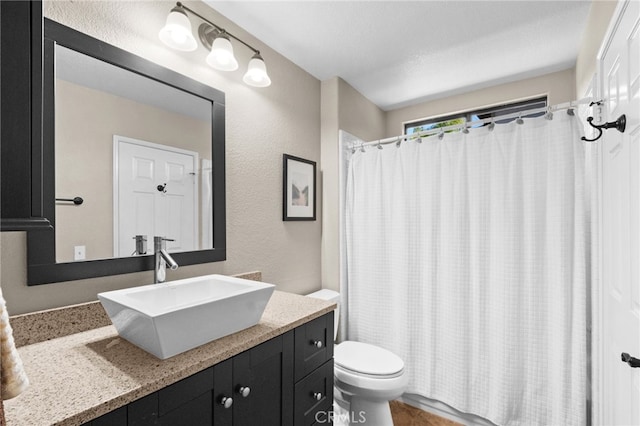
[307,289,408,426]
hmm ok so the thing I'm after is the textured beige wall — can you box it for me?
[55,79,210,262]
[320,78,340,293]
[575,1,619,96]
[337,78,387,143]
[320,77,385,292]
[0,0,321,314]
[385,68,576,137]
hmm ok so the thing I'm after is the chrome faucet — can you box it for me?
[154,236,178,283]
[132,235,147,256]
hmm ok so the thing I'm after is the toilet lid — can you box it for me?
[335,341,404,376]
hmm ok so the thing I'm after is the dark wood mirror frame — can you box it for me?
[0,1,227,285]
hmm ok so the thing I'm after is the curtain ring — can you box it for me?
[516,113,524,125]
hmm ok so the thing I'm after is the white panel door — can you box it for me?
[601,1,640,424]
[114,136,198,257]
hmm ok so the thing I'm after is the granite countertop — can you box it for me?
[4,291,335,426]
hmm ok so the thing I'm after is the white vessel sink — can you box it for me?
[98,274,275,359]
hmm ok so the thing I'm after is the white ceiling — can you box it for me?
[205,0,592,111]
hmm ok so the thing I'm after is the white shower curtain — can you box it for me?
[345,112,588,425]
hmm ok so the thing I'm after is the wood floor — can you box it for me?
[389,401,462,426]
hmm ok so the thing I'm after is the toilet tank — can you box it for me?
[306,289,339,340]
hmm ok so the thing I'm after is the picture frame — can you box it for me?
[283,154,316,221]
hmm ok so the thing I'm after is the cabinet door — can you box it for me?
[157,392,212,425]
[128,393,159,426]
[0,0,48,230]
[232,331,294,426]
[127,367,214,426]
[88,406,127,426]
[157,367,213,417]
[157,367,214,425]
[213,358,234,424]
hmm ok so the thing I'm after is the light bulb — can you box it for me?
[206,34,239,71]
[243,53,271,87]
[159,7,197,52]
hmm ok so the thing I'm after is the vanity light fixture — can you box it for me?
[159,2,271,87]
[243,52,271,87]
[206,32,238,71]
[158,5,198,51]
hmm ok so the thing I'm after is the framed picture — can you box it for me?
[283,154,316,221]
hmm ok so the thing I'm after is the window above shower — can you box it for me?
[404,96,548,135]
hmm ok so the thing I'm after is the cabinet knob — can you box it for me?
[220,396,233,409]
[313,392,323,401]
[311,340,323,348]
[237,385,251,397]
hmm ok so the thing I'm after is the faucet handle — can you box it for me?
[153,237,175,254]
[154,236,174,242]
[131,235,147,256]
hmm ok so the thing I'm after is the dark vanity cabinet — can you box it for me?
[85,312,334,426]
[0,0,50,231]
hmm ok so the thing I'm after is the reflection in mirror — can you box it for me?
[27,18,225,285]
[54,45,213,263]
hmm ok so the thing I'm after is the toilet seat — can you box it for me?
[335,341,405,378]
[334,342,409,402]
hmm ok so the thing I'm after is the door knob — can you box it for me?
[311,340,323,348]
[621,352,640,368]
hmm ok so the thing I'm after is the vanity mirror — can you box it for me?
[25,18,226,285]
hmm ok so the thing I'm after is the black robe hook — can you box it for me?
[581,114,626,142]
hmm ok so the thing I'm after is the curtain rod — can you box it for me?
[354,98,595,150]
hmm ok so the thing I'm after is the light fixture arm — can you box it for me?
[176,2,260,54]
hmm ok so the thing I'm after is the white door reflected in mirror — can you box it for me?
[53,44,212,263]
[114,136,198,257]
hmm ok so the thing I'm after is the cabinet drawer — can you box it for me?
[295,312,334,381]
[294,359,334,426]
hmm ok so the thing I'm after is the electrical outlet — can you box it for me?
[74,245,86,261]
